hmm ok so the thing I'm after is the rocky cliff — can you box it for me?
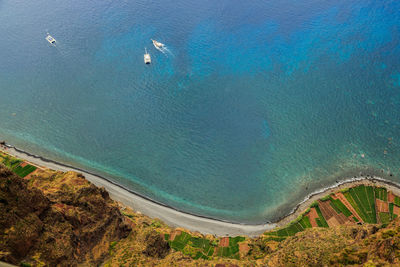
[0,165,131,266]
[1,156,400,266]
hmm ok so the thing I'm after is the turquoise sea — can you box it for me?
[0,0,400,223]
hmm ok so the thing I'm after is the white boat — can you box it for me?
[151,39,164,49]
[45,33,56,45]
[144,48,151,64]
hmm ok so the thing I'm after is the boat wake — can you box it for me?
[152,39,173,57]
[154,46,173,57]
[162,46,173,56]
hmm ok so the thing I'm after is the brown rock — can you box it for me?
[0,165,131,266]
[143,231,170,258]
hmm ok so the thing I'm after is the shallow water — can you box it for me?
[0,0,399,223]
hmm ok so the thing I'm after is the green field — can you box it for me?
[344,185,377,224]
[329,197,352,217]
[0,153,36,178]
[314,205,329,228]
[264,184,400,241]
[394,196,400,207]
[167,232,240,259]
[166,231,246,260]
[265,214,312,239]
[375,187,388,201]
[379,212,391,224]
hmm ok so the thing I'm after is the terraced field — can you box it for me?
[164,184,400,259]
[165,231,245,260]
[0,152,37,178]
[266,185,400,241]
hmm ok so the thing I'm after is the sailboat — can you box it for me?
[151,39,165,49]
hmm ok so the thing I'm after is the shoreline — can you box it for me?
[0,143,274,236]
[2,142,400,236]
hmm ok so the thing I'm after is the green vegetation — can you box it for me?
[374,187,388,201]
[0,152,36,177]
[320,194,332,201]
[150,220,161,228]
[315,205,329,228]
[229,236,245,246]
[329,197,352,217]
[264,184,400,242]
[379,212,391,224]
[265,214,312,239]
[389,203,394,218]
[13,165,37,177]
[394,196,400,207]
[166,232,216,259]
[166,232,246,260]
[109,241,118,250]
[215,246,239,259]
[344,185,377,224]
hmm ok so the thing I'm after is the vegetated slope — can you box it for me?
[262,219,400,266]
[2,150,400,266]
[0,164,131,266]
[106,205,400,267]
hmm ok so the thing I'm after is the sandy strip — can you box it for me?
[0,145,274,236]
[2,144,400,236]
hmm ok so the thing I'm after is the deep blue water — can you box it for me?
[0,0,400,223]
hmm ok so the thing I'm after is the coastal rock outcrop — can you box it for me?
[0,165,131,266]
[143,231,170,258]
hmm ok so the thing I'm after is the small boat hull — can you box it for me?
[45,34,56,45]
[152,39,164,49]
[144,54,151,64]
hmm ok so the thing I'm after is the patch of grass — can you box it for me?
[315,218,324,227]
[170,232,191,251]
[169,232,217,260]
[150,220,161,228]
[298,215,312,229]
[276,228,288,237]
[330,198,352,217]
[344,188,371,223]
[267,215,312,239]
[365,186,377,223]
[344,191,367,222]
[109,241,118,255]
[340,188,349,193]
[394,196,400,207]
[229,236,245,247]
[389,203,395,220]
[215,246,240,259]
[13,164,37,177]
[320,194,331,201]
[345,186,377,223]
[374,187,387,201]
[379,212,391,224]
[314,205,329,227]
